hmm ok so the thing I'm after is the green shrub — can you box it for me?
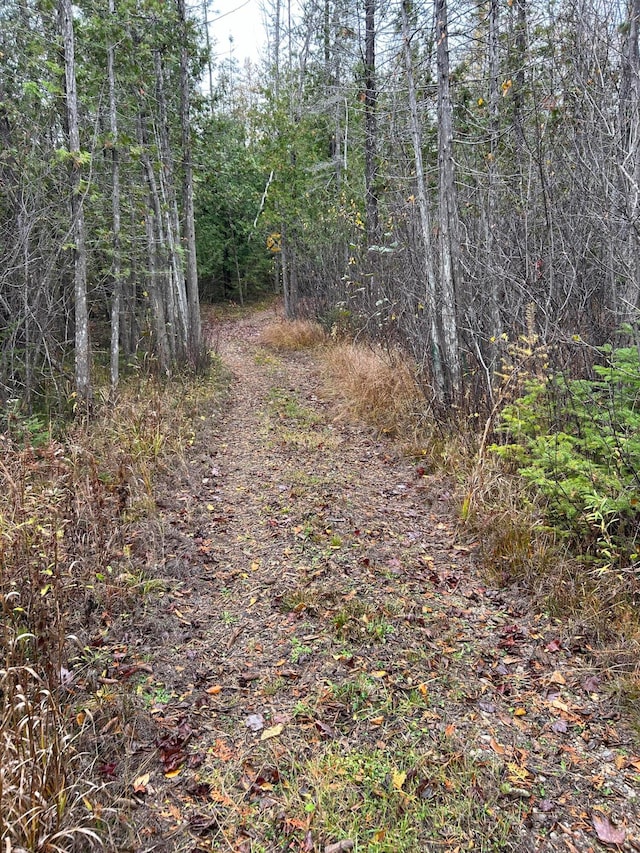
[492,342,640,572]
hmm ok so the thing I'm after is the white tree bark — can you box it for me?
[59,0,91,404]
[435,0,462,400]
[177,0,202,359]
[400,0,445,401]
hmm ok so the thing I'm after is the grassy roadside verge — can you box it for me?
[0,360,228,852]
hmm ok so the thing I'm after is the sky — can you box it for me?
[207,0,267,66]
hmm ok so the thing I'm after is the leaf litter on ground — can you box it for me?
[87,307,640,853]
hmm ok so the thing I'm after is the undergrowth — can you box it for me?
[315,328,640,667]
[260,319,326,351]
[322,342,424,438]
[0,363,226,851]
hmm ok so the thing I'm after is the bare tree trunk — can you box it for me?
[485,0,503,349]
[144,206,170,374]
[177,0,202,360]
[108,0,121,393]
[137,109,173,368]
[618,0,640,323]
[400,0,445,401]
[59,0,91,405]
[154,49,189,356]
[281,221,292,318]
[435,0,461,400]
[364,0,379,249]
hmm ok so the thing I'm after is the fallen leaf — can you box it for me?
[444,723,456,737]
[549,671,566,685]
[370,715,384,725]
[325,841,354,853]
[546,638,562,652]
[582,675,601,693]
[261,723,284,741]
[315,720,337,739]
[245,713,265,732]
[371,670,387,679]
[490,738,506,755]
[132,773,150,793]
[592,812,626,846]
[206,685,222,695]
[164,766,183,778]
[392,770,407,790]
[551,719,568,734]
[514,708,527,717]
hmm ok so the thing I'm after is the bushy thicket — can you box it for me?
[493,341,640,576]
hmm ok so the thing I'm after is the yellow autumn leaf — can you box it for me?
[392,770,407,790]
[164,766,183,779]
[261,723,284,741]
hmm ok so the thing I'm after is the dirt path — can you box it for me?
[120,310,639,853]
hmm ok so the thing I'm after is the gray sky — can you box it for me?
[208,0,266,65]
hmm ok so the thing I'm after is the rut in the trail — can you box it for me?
[127,310,639,853]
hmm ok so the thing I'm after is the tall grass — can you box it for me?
[0,366,225,850]
[321,342,423,437]
[260,319,326,351]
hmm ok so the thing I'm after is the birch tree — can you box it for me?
[59,0,91,405]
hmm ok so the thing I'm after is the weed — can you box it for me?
[321,341,422,437]
[290,637,313,663]
[279,587,321,615]
[266,387,321,426]
[262,676,286,697]
[332,599,394,644]
[0,361,227,850]
[260,319,326,351]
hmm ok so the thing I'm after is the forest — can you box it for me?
[1,0,640,850]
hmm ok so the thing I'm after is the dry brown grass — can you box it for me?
[0,366,226,851]
[260,319,326,351]
[320,341,423,437]
[317,336,640,667]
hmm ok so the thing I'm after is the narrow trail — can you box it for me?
[126,310,639,853]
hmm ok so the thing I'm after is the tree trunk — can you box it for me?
[400,0,445,401]
[618,0,640,323]
[59,0,91,405]
[435,0,462,401]
[364,0,379,249]
[177,0,202,361]
[137,108,173,367]
[485,0,503,349]
[154,49,189,357]
[108,0,121,393]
